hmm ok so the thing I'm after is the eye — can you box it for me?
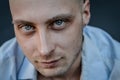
[54,20,64,26]
[20,25,35,33]
[52,20,66,30]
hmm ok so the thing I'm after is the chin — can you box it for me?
[38,67,68,77]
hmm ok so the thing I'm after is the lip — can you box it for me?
[40,58,61,68]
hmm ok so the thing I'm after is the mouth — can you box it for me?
[39,58,62,68]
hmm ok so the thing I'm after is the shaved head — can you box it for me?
[9,0,85,7]
[8,0,90,78]
[9,0,87,20]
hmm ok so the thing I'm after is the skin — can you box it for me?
[9,0,90,80]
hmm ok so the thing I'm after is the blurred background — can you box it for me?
[0,0,120,46]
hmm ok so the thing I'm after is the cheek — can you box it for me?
[50,21,83,60]
[58,21,82,50]
[15,33,36,59]
[52,27,82,51]
[64,33,82,58]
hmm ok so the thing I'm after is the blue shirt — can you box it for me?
[0,26,120,80]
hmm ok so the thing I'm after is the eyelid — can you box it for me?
[16,24,35,33]
[49,18,71,26]
[56,17,72,22]
[46,14,74,25]
[48,20,71,31]
[17,23,34,29]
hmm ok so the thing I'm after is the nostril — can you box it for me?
[34,60,39,63]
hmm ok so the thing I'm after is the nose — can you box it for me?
[36,29,54,57]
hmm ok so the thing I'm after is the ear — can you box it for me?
[82,0,90,26]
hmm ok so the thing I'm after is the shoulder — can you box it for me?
[0,38,25,79]
[83,25,120,79]
[0,37,25,65]
[83,25,120,66]
[83,25,118,44]
[83,25,120,59]
[0,38,20,59]
[0,38,17,59]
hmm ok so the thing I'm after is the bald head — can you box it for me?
[9,0,90,27]
[8,0,90,78]
[9,0,85,8]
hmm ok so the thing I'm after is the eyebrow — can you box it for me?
[45,14,74,24]
[12,14,74,25]
[12,20,35,26]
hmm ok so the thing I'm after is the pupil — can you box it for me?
[25,26,31,30]
[56,20,63,25]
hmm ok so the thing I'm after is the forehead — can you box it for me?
[10,0,79,6]
[10,0,81,23]
[10,0,80,10]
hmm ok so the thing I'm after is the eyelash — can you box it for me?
[17,24,35,35]
[17,18,71,34]
[49,19,71,30]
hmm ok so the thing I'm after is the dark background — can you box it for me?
[0,0,120,46]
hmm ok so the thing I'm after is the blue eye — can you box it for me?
[21,25,34,32]
[52,20,66,30]
[54,20,64,26]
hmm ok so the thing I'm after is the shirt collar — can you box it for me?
[18,57,37,80]
[81,32,109,80]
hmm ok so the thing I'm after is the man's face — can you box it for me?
[10,0,90,77]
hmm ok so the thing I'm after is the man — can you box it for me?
[0,0,120,80]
